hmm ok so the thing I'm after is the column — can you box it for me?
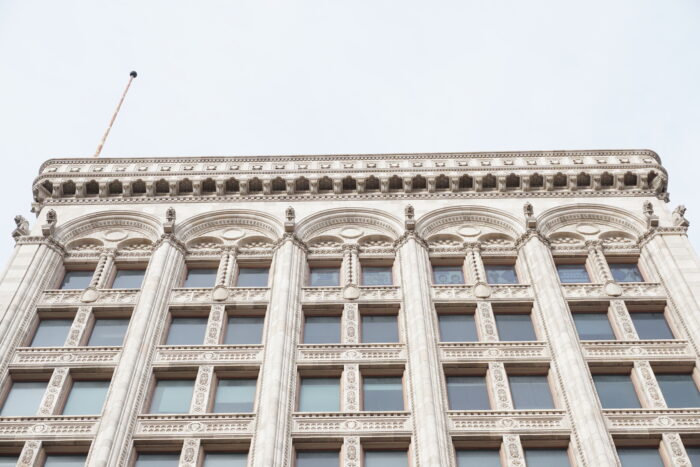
[476,302,498,342]
[518,233,618,465]
[91,248,116,289]
[396,233,453,466]
[213,247,237,301]
[17,441,43,467]
[632,361,666,408]
[586,241,622,297]
[661,433,692,466]
[487,362,513,410]
[204,304,225,345]
[502,435,525,467]
[179,439,202,467]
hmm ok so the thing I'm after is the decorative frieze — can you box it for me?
[39,289,140,306]
[440,342,549,362]
[170,287,270,304]
[135,414,255,438]
[605,410,700,431]
[448,412,569,433]
[12,347,120,367]
[581,341,691,361]
[560,282,665,300]
[302,286,401,302]
[154,346,262,365]
[0,418,98,439]
[292,413,412,435]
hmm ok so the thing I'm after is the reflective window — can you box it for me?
[62,380,110,415]
[447,376,490,410]
[433,266,464,285]
[361,266,393,286]
[304,316,341,344]
[135,453,180,466]
[363,377,403,411]
[0,457,18,467]
[630,312,674,340]
[225,317,264,345]
[557,264,591,283]
[44,455,87,467]
[166,317,207,345]
[184,268,217,288]
[593,374,641,408]
[111,269,145,289]
[361,315,398,343]
[439,315,478,342]
[523,449,570,466]
[617,447,663,467]
[203,453,248,467]
[685,447,700,466]
[364,451,407,467]
[236,268,269,287]
[494,314,536,341]
[509,375,554,409]
[60,270,93,290]
[298,378,339,412]
[656,373,700,408]
[456,450,501,467]
[609,263,644,282]
[213,379,256,413]
[31,319,72,347]
[573,313,615,340]
[0,381,46,416]
[309,267,340,287]
[88,318,129,346]
[484,265,518,284]
[296,451,340,466]
[149,380,194,414]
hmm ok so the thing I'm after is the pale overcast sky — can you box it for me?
[0,1,699,267]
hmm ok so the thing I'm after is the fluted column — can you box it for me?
[586,240,624,297]
[213,246,237,301]
[342,243,360,300]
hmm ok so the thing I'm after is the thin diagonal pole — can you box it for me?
[93,70,138,158]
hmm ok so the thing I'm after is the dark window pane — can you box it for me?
[166,318,207,345]
[447,376,490,410]
[485,265,518,284]
[111,269,145,288]
[509,375,554,409]
[304,316,341,344]
[88,318,129,346]
[523,449,570,466]
[656,374,700,408]
[31,319,72,347]
[361,267,393,286]
[44,455,87,467]
[135,453,180,466]
[364,451,407,467]
[685,447,700,466]
[0,381,46,416]
[433,266,464,285]
[213,379,256,413]
[363,377,403,411]
[225,317,264,345]
[609,263,644,282]
[62,380,110,415]
[456,450,501,467]
[593,375,641,408]
[203,453,247,467]
[149,380,194,414]
[237,268,269,287]
[557,264,591,283]
[439,315,478,342]
[299,378,339,412]
[296,451,340,466]
[630,313,674,340]
[60,271,93,290]
[361,315,398,343]
[184,268,217,288]
[494,314,536,341]
[573,314,615,340]
[617,448,664,467]
[309,268,340,287]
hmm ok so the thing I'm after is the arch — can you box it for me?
[225,178,239,193]
[295,177,310,192]
[388,175,402,191]
[505,174,520,189]
[85,180,99,196]
[202,178,216,194]
[249,177,263,193]
[416,206,524,239]
[458,174,473,190]
[176,209,283,244]
[108,180,123,195]
[238,235,276,250]
[132,180,146,195]
[296,208,403,242]
[576,172,591,188]
[365,176,380,191]
[62,181,76,196]
[537,204,646,238]
[54,210,162,244]
[179,178,193,194]
[271,177,286,193]
[530,173,544,189]
[553,173,567,188]
[426,234,463,248]
[66,238,104,251]
[318,176,333,192]
[412,175,427,191]
[117,238,154,251]
[342,176,357,192]
[308,235,344,248]
[435,174,450,190]
[155,179,169,195]
[187,236,224,250]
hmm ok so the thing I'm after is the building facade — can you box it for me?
[0,150,699,466]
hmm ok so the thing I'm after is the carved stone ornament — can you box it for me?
[285,205,295,232]
[42,209,57,237]
[12,215,29,240]
[163,206,176,234]
[405,204,416,230]
[673,205,689,227]
[343,285,361,300]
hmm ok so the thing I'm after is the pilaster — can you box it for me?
[502,434,525,467]
[18,441,42,467]
[661,433,692,467]
[476,302,498,342]
[608,300,639,341]
[37,367,69,416]
[488,362,513,410]
[342,303,359,344]
[632,361,666,408]
[204,304,225,345]
[344,364,360,412]
[179,438,202,467]
[64,306,92,347]
[342,436,360,467]
[190,365,215,414]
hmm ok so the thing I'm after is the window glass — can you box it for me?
[447,376,490,410]
[361,266,393,286]
[111,269,145,289]
[456,450,501,467]
[617,447,664,467]
[364,451,407,467]
[363,377,403,411]
[44,455,87,467]
[225,317,264,345]
[304,316,341,344]
[494,314,536,341]
[0,457,18,467]
[509,375,554,409]
[88,318,129,346]
[298,378,339,412]
[630,313,674,340]
[556,264,591,283]
[523,449,570,466]
[60,271,93,290]
[31,319,73,347]
[309,267,340,287]
[296,451,340,466]
[135,453,180,466]
[213,379,256,413]
[361,315,398,343]
[609,263,644,282]
[433,266,464,285]
[685,447,700,466]
[236,268,269,287]
[184,268,217,288]
[149,380,194,414]
[656,374,700,408]
[62,380,110,415]
[203,453,248,467]
[0,381,46,416]
[439,315,478,342]
[166,317,207,345]
[593,375,641,408]
[573,314,615,340]
[484,265,518,284]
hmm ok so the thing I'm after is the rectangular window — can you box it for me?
[309,267,340,287]
[592,374,641,408]
[484,265,518,284]
[62,380,110,415]
[361,315,398,343]
[60,270,93,290]
[149,379,194,414]
[617,447,664,467]
[166,317,207,345]
[88,318,129,346]
[203,453,248,466]
[295,451,340,466]
[494,314,536,341]
[298,377,339,412]
[44,455,87,466]
[0,380,46,416]
[509,375,555,409]
[111,269,145,289]
[0,457,18,467]
[609,263,644,282]
[656,373,700,408]
[135,453,181,466]
[523,449,570,466]
[303,316,341,344]
[446,376,490,410]
[556,264,591,283]
[236,268,269,287]
[438,314,478,342]
[630,312,674,340]
[184,268,218,288]
[225,316,264,345]
[573,313,616,340]
[456,450,501,467]
[361,266,393,286]
[685,447,700,466]
[31,319,72,347]
[364,451,407,467]
[432,266,464,285]
[213,378,256,413]
[363,376,403,411]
